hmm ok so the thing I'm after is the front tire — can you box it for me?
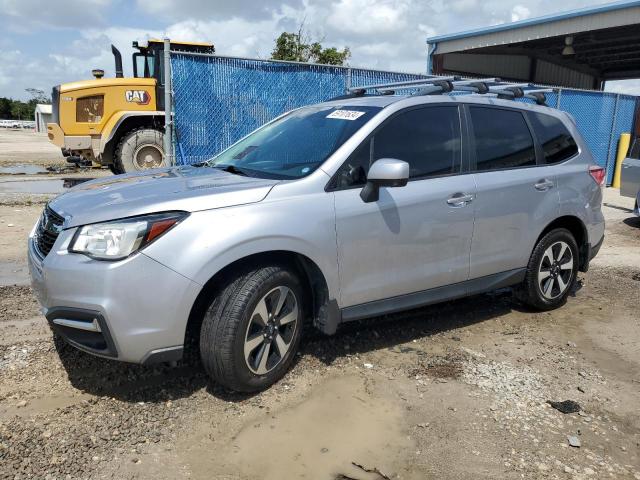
[114,128,168,173]
[515,228,579,311]
[108,163,124,175]
[200,265,304,392]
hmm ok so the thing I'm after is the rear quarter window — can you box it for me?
[528,112,578,164]
[469,106,536,171]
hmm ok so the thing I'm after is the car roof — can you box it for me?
[318,93,563,117]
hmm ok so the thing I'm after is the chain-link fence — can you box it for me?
[170,53,428,164]
[170,52,638,184]
[543,90,638,183]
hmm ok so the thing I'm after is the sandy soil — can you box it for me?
[0,134,638,479]
[0,129,64,166]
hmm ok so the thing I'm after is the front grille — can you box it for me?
[35,206,65,258]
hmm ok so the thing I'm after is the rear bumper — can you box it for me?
[47,123,64,147]
[46,123,94,156]
[28,228,201,364]
[589,235,604,261]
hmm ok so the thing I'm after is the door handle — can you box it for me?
[447,193,474,207]
[534,179,554,191]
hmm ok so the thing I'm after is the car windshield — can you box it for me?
[206,105,381,179]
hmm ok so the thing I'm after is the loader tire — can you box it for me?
[114,128,168,173]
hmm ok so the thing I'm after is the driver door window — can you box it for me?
[334,105,461,188]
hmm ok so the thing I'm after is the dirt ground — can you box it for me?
[0,129,66,166]
[1,130,639,480]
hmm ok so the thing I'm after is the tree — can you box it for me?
[0,97,11,119]
[25,88,51,104]
[271,26,350,66]
[10,101,29,120]
[0,96,39,120]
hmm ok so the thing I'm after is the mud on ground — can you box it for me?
[0,134,639,479]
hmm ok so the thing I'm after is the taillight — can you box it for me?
[589,165,605,187]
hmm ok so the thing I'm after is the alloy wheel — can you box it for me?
[537,241,574,300]
[244,286,299,375]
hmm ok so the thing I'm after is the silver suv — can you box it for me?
[28,94,605,392]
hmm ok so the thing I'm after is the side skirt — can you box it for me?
[339,268,526,323]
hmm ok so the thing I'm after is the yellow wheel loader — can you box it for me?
[46,40,213,174]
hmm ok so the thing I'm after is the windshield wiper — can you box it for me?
[213,164,250,177]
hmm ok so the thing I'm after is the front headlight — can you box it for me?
[69,212,187,260]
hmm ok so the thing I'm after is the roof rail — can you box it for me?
[349,76,555,106]
[347,76,456,93]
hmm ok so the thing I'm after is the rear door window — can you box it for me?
[470,107,536,171]
[528,112,579,164]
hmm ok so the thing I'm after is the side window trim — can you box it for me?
[464,104,540,173]
[326,103,465,192]
[522,111,545,166]
[459,103,473,174]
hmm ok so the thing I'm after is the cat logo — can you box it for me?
[125,90,151,105]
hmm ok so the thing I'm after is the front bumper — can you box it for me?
[28,228,202,364]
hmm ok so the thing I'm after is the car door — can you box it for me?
[331,105,476,308]
[467,105,560,279]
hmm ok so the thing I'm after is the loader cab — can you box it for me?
[131,40,214,109]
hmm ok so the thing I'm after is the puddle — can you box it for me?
[0,178,94,194]
[184,376,412,480]
[0,393,92,421]
[0,165,48,175]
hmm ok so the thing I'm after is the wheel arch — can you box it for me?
[536,215,589,272]
[183,250,336,361]
[100,112,165,164]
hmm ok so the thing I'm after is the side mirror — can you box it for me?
[360,158,409,203]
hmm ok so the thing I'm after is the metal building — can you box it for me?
[34,104,52,133]
[427,0,640,89]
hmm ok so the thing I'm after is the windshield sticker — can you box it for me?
[326,110,366,120]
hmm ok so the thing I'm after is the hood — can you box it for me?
[49,165,279,228]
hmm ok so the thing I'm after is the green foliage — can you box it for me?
[0,88,51,120]
[26,88,51,104]
[0,97,11,119]
[271,31,350,66]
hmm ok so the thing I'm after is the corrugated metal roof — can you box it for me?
[428,0,640,44]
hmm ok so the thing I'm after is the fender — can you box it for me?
[142,194,341,306]
[99,111,164,155]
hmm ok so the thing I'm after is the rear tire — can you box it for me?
[200,265,304,392]
[114,128,168,173]
[515,228,579,311]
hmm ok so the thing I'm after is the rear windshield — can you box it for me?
[207,105,381,179]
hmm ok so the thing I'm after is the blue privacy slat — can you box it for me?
[171,55,428,164]
[170,54,637,185]
[606,95,638,183]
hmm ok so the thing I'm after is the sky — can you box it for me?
[0,0,638,101]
